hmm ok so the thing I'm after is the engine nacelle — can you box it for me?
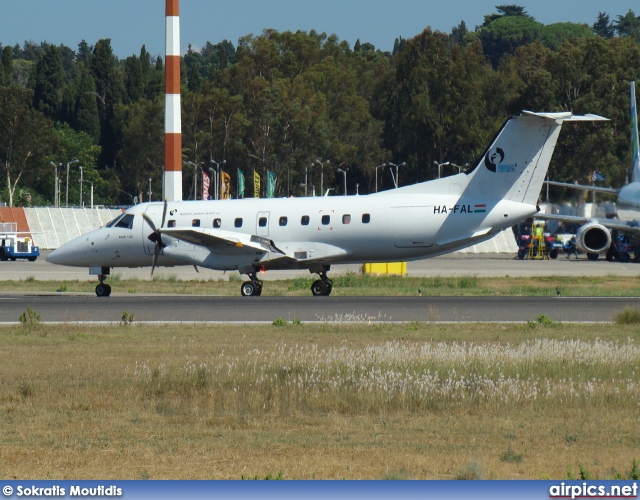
[575,222,611,254]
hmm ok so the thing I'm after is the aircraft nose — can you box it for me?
[46,238,88,266]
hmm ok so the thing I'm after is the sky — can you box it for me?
[1,0,638,58]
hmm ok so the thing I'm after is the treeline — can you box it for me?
[1,5,639,206]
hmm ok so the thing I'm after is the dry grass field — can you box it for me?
[1,320,639,480]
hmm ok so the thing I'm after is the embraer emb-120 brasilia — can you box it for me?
[47,111,607,297]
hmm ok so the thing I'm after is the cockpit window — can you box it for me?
[105,214,125,228]
[114,214,134,229]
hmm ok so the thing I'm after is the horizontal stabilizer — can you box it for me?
[522,111,609,122]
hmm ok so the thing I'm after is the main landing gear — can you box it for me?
[311,268,333,296]
[239,266,333,297]
[95,272,112,297]
[240,272,263,296]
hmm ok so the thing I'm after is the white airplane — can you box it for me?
[46,110,605,297]
[542,81,640,262]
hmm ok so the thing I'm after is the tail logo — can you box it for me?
[484,147,505,172]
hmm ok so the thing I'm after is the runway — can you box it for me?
[1,294,637,323]
[1,252,639,323]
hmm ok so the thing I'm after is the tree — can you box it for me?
[614,10,640,41]
[74,64,100,142]
[2,46,13,86]
[0,87,52,206]
[480,15,544,67]
[33,44,66,119]
[593,12,615,39]
[540,23,594,51]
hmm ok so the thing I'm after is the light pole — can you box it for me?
[66,159,79,207]
[78,165,83,206]
[375,163,386,193]
[148,177,152,202]
[316,159,329,196]
[450,162,469,174]
[49,161,61,208]
[301,164,308,196]
[187,161,198,200]
[433,160,450,179]
[337,168,348,195]
[210,159,226,199]
[388,161,405,189]
[208,167,214,200]
[83,180,94,209]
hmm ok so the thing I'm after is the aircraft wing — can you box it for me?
[159,227,352,264]
[537,213,640,235]
[159,227,285,255]
[544,180,619,196]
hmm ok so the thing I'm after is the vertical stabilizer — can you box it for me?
[464,112,608,206]
[631,82,640,183]
[164,0,182,201]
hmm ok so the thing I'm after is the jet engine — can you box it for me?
[575,222,611,254]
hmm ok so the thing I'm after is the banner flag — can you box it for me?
[201,169,210,200]
[267,170,276,198]
[238,169,245,198]
[221,171,231,199]
[253,170,260,198]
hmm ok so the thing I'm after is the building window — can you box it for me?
[362,213,371,223]
[258,217,267,227]
[192,219,200,227]
[342,214,351,224]
[213,218,221,228]
[322,215,330,225]
[235,218,243,228]
[279,216,288,226]
[301,215,310,226]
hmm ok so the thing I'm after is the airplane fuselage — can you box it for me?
[49,178,534,273]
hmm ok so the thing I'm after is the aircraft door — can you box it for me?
[256,211,270,237]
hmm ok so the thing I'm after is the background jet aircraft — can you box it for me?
[47,111,606,297]
[542,82,640,261]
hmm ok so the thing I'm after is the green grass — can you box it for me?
[3,274,640,297]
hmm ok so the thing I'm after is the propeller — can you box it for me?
[143,199,168,276]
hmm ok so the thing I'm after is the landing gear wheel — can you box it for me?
[240,281,262,296]
[95,283,111,297]
[311,279,329,296]
[549,249,558,259]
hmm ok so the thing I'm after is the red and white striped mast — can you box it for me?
[164,0,182,201]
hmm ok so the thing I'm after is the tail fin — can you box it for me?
[631,81,640,183]
[464,111,608,205]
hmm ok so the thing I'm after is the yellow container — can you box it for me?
[363,262,407,276]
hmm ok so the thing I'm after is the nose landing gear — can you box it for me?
[95,271,112,297]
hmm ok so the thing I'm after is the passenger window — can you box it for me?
[362,213,371,224]
[301,215,310,226]
[235,218,243,228]
[279,216,287,226]
[115,214,134,229]
[258,217,267,227]
[213,218,221,228]
[192,219,200,227]
[168,220,176,228]
[322,215,330,225]
[342,214,351,224]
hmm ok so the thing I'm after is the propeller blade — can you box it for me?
[161,199,168,228]
[151,240,161,276]
[142,213,157,233]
